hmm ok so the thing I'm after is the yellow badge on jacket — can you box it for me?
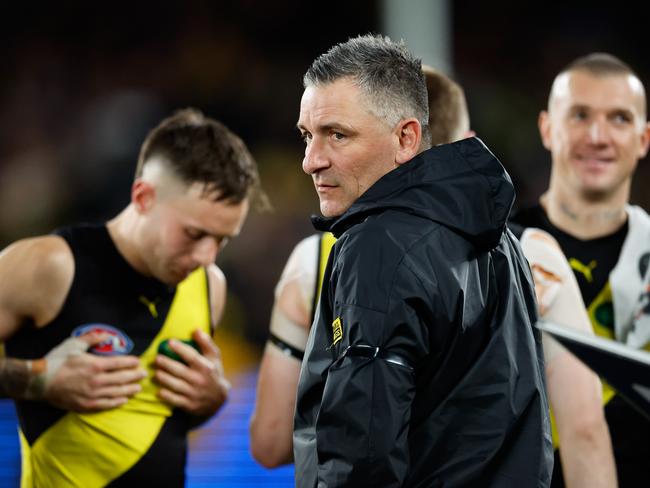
[332,317,343,346]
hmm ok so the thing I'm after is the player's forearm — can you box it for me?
[250,345,302,467]
[559,423,617,488]
[0,357,45,399]
[249,412,294,468]
[547,353,617,488]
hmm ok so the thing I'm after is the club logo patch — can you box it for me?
[332,317,343,346]
[72,324,134,355]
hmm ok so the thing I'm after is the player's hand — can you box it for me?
[38,332,147,412]
[153,329,230,416]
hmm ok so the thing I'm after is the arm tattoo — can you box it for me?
[0,357,31,399]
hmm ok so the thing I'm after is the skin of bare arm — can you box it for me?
[523,229,617,488]
[0,236,147,411]
[546,352,617,488]
[249,278,311,467]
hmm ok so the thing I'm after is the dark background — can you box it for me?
[1,0,648,346]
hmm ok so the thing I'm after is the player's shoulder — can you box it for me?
[292,233,321,259]
[0,235,74,326]
[1,235,73,276]
[521,227,561,251]
[281,233,322,277]
[205,264,226,328]
[205,263,226,290]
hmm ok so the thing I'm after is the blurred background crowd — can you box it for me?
[2,1,649,348]
[1,0,649,483]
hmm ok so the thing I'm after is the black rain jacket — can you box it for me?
[293,137,553,487]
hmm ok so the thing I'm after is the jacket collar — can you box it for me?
[312,137,515,250]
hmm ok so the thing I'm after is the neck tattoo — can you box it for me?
[559,202,578,221]
[559,202,624,224]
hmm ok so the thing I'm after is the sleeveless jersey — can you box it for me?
[5,224,212,487]
[312,232,337,322]
[511,205,650,488]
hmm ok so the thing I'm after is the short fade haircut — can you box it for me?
[304,34,431,148]
[136,108,266,206]
[552,52,647,118]
[422,65,470,145]
[563,52,638,78]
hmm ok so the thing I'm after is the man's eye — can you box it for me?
[333,132,345,140]
[612,112,632,124]
[571,110,588,121]
[185,230,203,240]
[300,132,312,144]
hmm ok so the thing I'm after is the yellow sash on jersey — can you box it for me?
[315,232,337,306]
[20,268,210,488]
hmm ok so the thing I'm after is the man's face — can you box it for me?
[298,77,400,217]
[141,184,249,285]
[540,70,650,199]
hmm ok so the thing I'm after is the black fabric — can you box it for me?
[106,409,191,487]
[268,333,305,360]
[5,224,191,482]
[511,204,627,309]
[511,204,650,488]
[295,138,553,487]
[340,344,415,372]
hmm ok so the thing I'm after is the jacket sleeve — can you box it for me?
[314,265,431,487]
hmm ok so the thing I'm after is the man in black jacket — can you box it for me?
[294,34,553,487]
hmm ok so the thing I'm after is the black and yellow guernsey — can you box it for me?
[312,231,336,323]
[5,224,212,488]
[511,205,650,487]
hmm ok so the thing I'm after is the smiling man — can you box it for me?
[0,108,263,487]
[293,35,552,487]
[511,53,650,487]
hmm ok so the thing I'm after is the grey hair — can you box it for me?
[304,34,431,148]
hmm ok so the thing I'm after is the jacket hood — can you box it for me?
[312,137,515,250]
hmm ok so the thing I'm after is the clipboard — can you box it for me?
[537,320,650,420]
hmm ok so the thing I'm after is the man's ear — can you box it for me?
[637,121,650,159]
[395,118,422,165]
[538,110,553,151]
[131,179,156,214]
